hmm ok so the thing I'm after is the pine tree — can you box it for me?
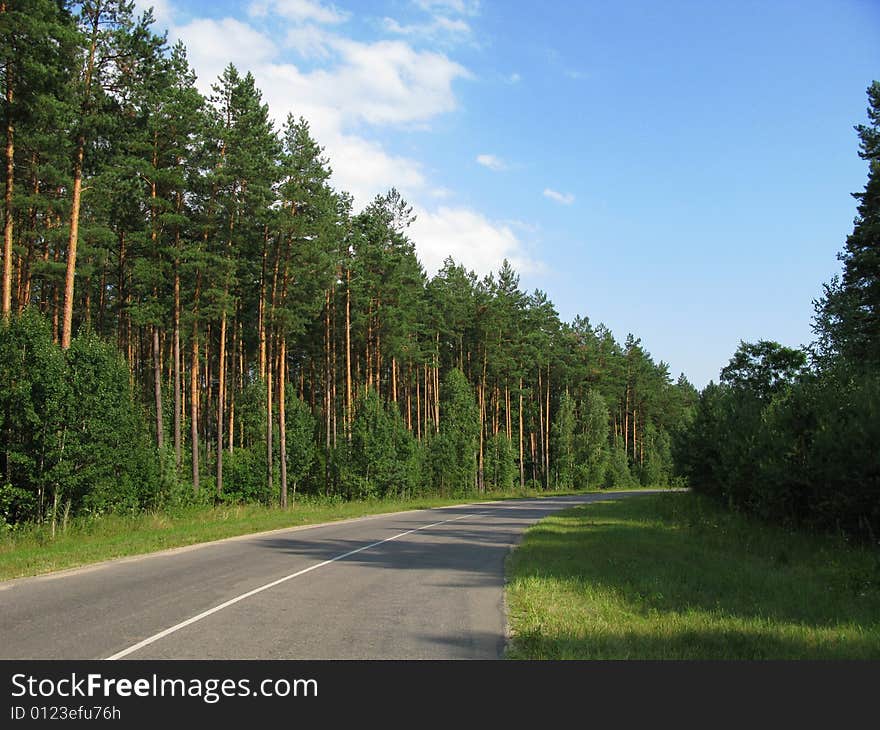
[815,81,880,368]
[61,0,163,349]
[1,0,75,319]
[273,114,334,505]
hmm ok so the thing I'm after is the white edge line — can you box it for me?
[105,512,476,660]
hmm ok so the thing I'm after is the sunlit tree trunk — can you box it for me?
[190,272,201,493]
[2,63,13,319]
[278,335,287,508]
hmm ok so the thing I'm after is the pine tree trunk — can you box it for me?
[12,247,22,311]
[415,364,421,441]
[406,362,412,432]
[538,368,544,487]
[324,290,331,452]
[190,273,201,493]
[39,230,49,314]
[365,299,372,391]
[479,353,487,491]
[633,406,638,463]
[391,357,397,404]
[216,308,227,495]
[329,285,337,448]
[116,230,126,350]
[61,12,99,350]
[203,325,212,470]
[51,248,59,342]
[433,334,440,433]
[258,226,268,380]
[19,171,38,313]
[190,323,200,493]
[345,267,352,436]
[61,139,84,350]
[2,68,13,319]
[266,332,273,502]
[228,311,237,455]
[153,325,164,450]
[530,431,537,483]
[375,301,381,398]
[518,378,524,489]
[478,379,484,493]
[545,363,551,486]
[423,362,429,436]
[173,258,182,468]
[279,336,288,509]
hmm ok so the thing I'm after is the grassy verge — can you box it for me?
[0,487,650,582]
[505,491,880,659]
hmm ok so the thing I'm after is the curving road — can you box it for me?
[0,491,657,660]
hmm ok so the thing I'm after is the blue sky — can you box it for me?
[141,0,880,388]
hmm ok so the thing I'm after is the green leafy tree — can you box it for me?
[551,391,576,489]
[576,389,610,487]
[284,392,316,505]
[639,422,672,486]
[61,329,157,517]
[432,368,479,495]
[603,443,635,488]
[484,432,516,490]
[720,340,807,399]
[345,388,396,499]
[0,310,66,524]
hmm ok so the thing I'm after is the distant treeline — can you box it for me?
[677,82,880,543]
[0,1,697,530]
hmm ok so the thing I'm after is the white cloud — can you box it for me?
[383,15,472,40]
[250,0,349,24]
[161,5,542,279]
[175,18,279,86]
[327,38,470,126]
[507,72,521,84]
[327,133,428,209]
[410,206,540,276]
[543,188,575,205]
[284,24,335,58]
[476,153,507,171]
[177,22,469,129]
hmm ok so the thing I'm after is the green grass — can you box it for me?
[0,486,653,582]
[505,492,880,659]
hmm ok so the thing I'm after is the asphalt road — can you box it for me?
[0,491,656,660]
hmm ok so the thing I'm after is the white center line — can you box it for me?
[105,511,480,660]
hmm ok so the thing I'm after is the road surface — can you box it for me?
[0,491,656,659]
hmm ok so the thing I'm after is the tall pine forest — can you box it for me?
[0,2,697,531]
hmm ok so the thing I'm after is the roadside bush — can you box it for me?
[0,312,160,526]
